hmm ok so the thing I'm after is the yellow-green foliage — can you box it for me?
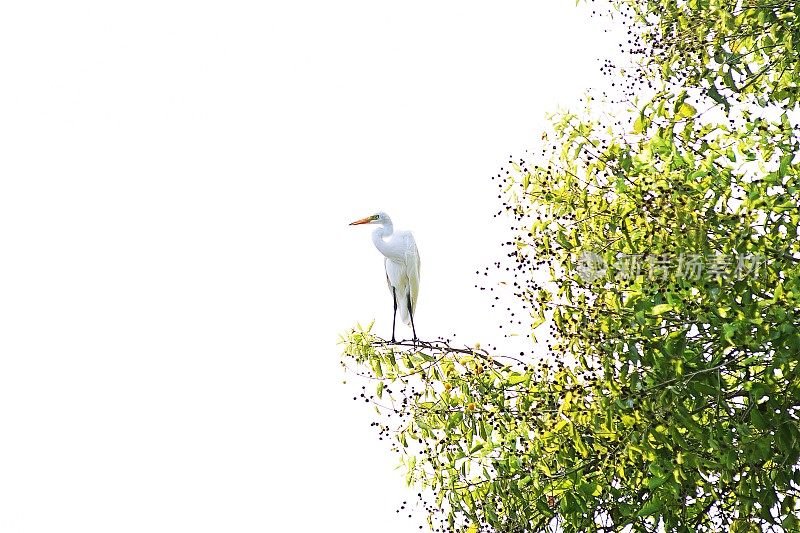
[342,1,800,531]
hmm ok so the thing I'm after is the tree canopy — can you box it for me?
[342,1,800,531]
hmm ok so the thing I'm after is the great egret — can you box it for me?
[349,212,420,343]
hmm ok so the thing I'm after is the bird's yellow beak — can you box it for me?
[349,216,372,226]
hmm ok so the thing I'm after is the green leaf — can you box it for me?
[677,102,697,119]
[723,67,737,91]
[707,84,729,110]
[637,499,663,517]
[634,115,645,133]
[555,230,573,250]
[507,372,527,385]
[751,409,767,430]
[779,154,792,178]
[578,482,602,497]
[650,303,673,315]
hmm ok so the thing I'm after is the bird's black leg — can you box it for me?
[407,293,418,343]
[391,287,397,343]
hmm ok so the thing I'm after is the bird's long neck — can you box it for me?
[371,221,394,256]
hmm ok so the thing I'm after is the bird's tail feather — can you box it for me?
[399,295,412,326]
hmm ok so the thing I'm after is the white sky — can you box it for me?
[0,2,617,531]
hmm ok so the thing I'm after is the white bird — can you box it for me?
[349,212,420,342]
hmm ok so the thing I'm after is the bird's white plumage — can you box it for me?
[350,212,420,338]
[382,230,419,325]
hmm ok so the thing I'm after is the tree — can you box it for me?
[342,1,800,531]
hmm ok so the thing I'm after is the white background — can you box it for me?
[0,1,616,531]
